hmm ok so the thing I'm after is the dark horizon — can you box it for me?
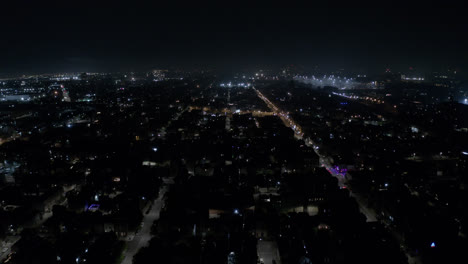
[1,1,468,76]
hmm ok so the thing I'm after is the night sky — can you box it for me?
[1,1,467,75]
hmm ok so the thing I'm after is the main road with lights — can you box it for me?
[253,86,423,264]
[253,86,376,220]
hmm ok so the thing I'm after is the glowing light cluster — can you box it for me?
[295,75,375,89]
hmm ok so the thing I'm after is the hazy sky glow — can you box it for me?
[1,1,467,75]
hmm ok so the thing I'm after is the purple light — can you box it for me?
[88,204,100,210]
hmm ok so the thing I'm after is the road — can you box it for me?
[257,239,281,264]
[157,107,188,139]
[255,220,281,264]
[122,107,182,264]
[0,185,72,263]
[253,88,304,138]
[0,236,20,262]
[255,86,377,222]
[314,152,378,222]
[121,182,171,264]
[254,86,420,264]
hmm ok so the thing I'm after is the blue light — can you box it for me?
[430,242,436,248]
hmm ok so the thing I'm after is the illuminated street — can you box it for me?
[121,184,169,264]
